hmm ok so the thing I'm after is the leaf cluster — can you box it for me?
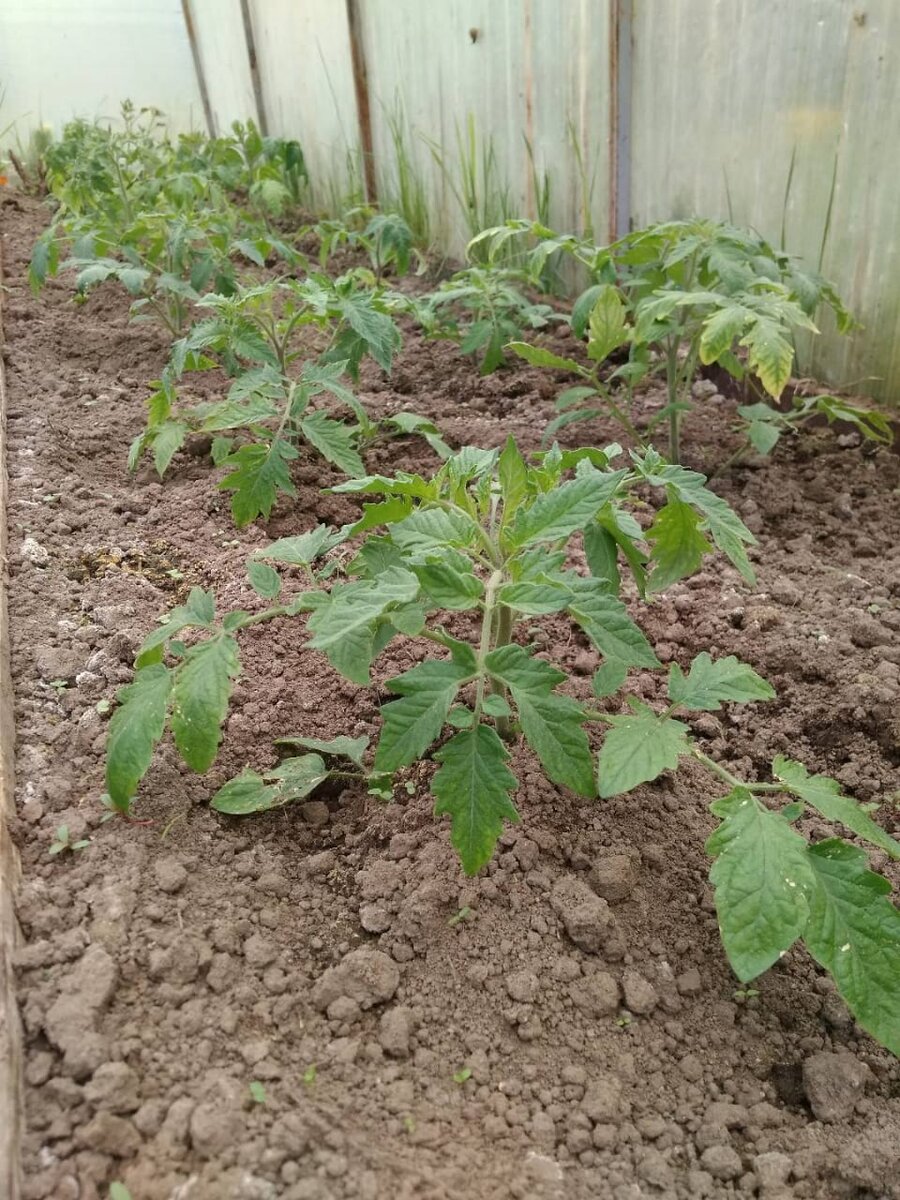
[129,275,447,525]
[482,218,863,462]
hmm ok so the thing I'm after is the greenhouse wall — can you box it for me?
[1,0,896,400]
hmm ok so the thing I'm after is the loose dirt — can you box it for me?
[3,195,899,1200]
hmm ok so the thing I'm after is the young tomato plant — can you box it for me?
[420,266,565,374]
[495,218,854,462]
[129,275,447,525]
[105,439,900,1054]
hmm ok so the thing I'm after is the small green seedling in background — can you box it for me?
[248,1081,267,1104]
[302,1064,318,1087]
[49,825,90,856]
[453,1067,473,1084]
[416,265,564,374]
[733,987,760,1003]
[448,906,473,927]
[109,1184,133,1200]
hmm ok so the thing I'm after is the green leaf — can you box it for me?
[587,285,629,363]
[773,757,900,860]
[211,754,330,814]
[307,568,419,683]
[668,652,774,712]
[646,500,712,592]
[598,701,689,797]
[330,472,436,499]
[375,659,471,772]
[571,284,606,338]
[432,725,519,875]
[390,506,480,553]
[706,789,813,980]
[29,231,59,294]
[246,560,282,599]
[219,439,298,527]
[483,694,511,718]
[390,602,426,635]
[274,734,369,766]
[338,295,401,373]
[386,411,453,459]
[498,579,570,615]
[151,421,189,477]
[508,470,627,548]
[583,523,620,591]
[658,466,756,584]
[413,557,484,610]
[171,636,241,772]
[498,435,529,521]
[485,645,595,797]
[593,660,627,698]
[804,840,900,1055]
[746,420,782,455]
[135,587,217,667]
[564,579,659,669]
[505,341,584,374]
[257,525,344,566]
[300,410,365,477]
[105,664,172,811]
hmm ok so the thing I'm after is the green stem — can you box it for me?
[473,570,503,722]
[606,398,643,446]
[691,748,784,794]
[490,602,514,738]
[666,340,681,465]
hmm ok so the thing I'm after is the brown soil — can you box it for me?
[3,194,900,1200]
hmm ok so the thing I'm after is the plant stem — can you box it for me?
[473,569,503,722]
[666,340,681,464]
[489,602,514,737]
[691,748,784,794]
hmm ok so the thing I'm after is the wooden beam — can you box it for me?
[345,0,378,204]
[181,0,216,137]
[240,0,269,136]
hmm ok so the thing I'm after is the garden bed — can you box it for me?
[3,193,900,1200]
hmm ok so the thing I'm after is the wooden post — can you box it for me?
[240,0,269,136]
[181,0,217,136]
[345,0,378,204]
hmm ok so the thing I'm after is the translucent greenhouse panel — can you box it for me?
[248,0,360,208]
[184,0,257,135]
[630,0,900,402]
[0,0,205,141]
[355,0,613,257]
[809,1,900,400]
